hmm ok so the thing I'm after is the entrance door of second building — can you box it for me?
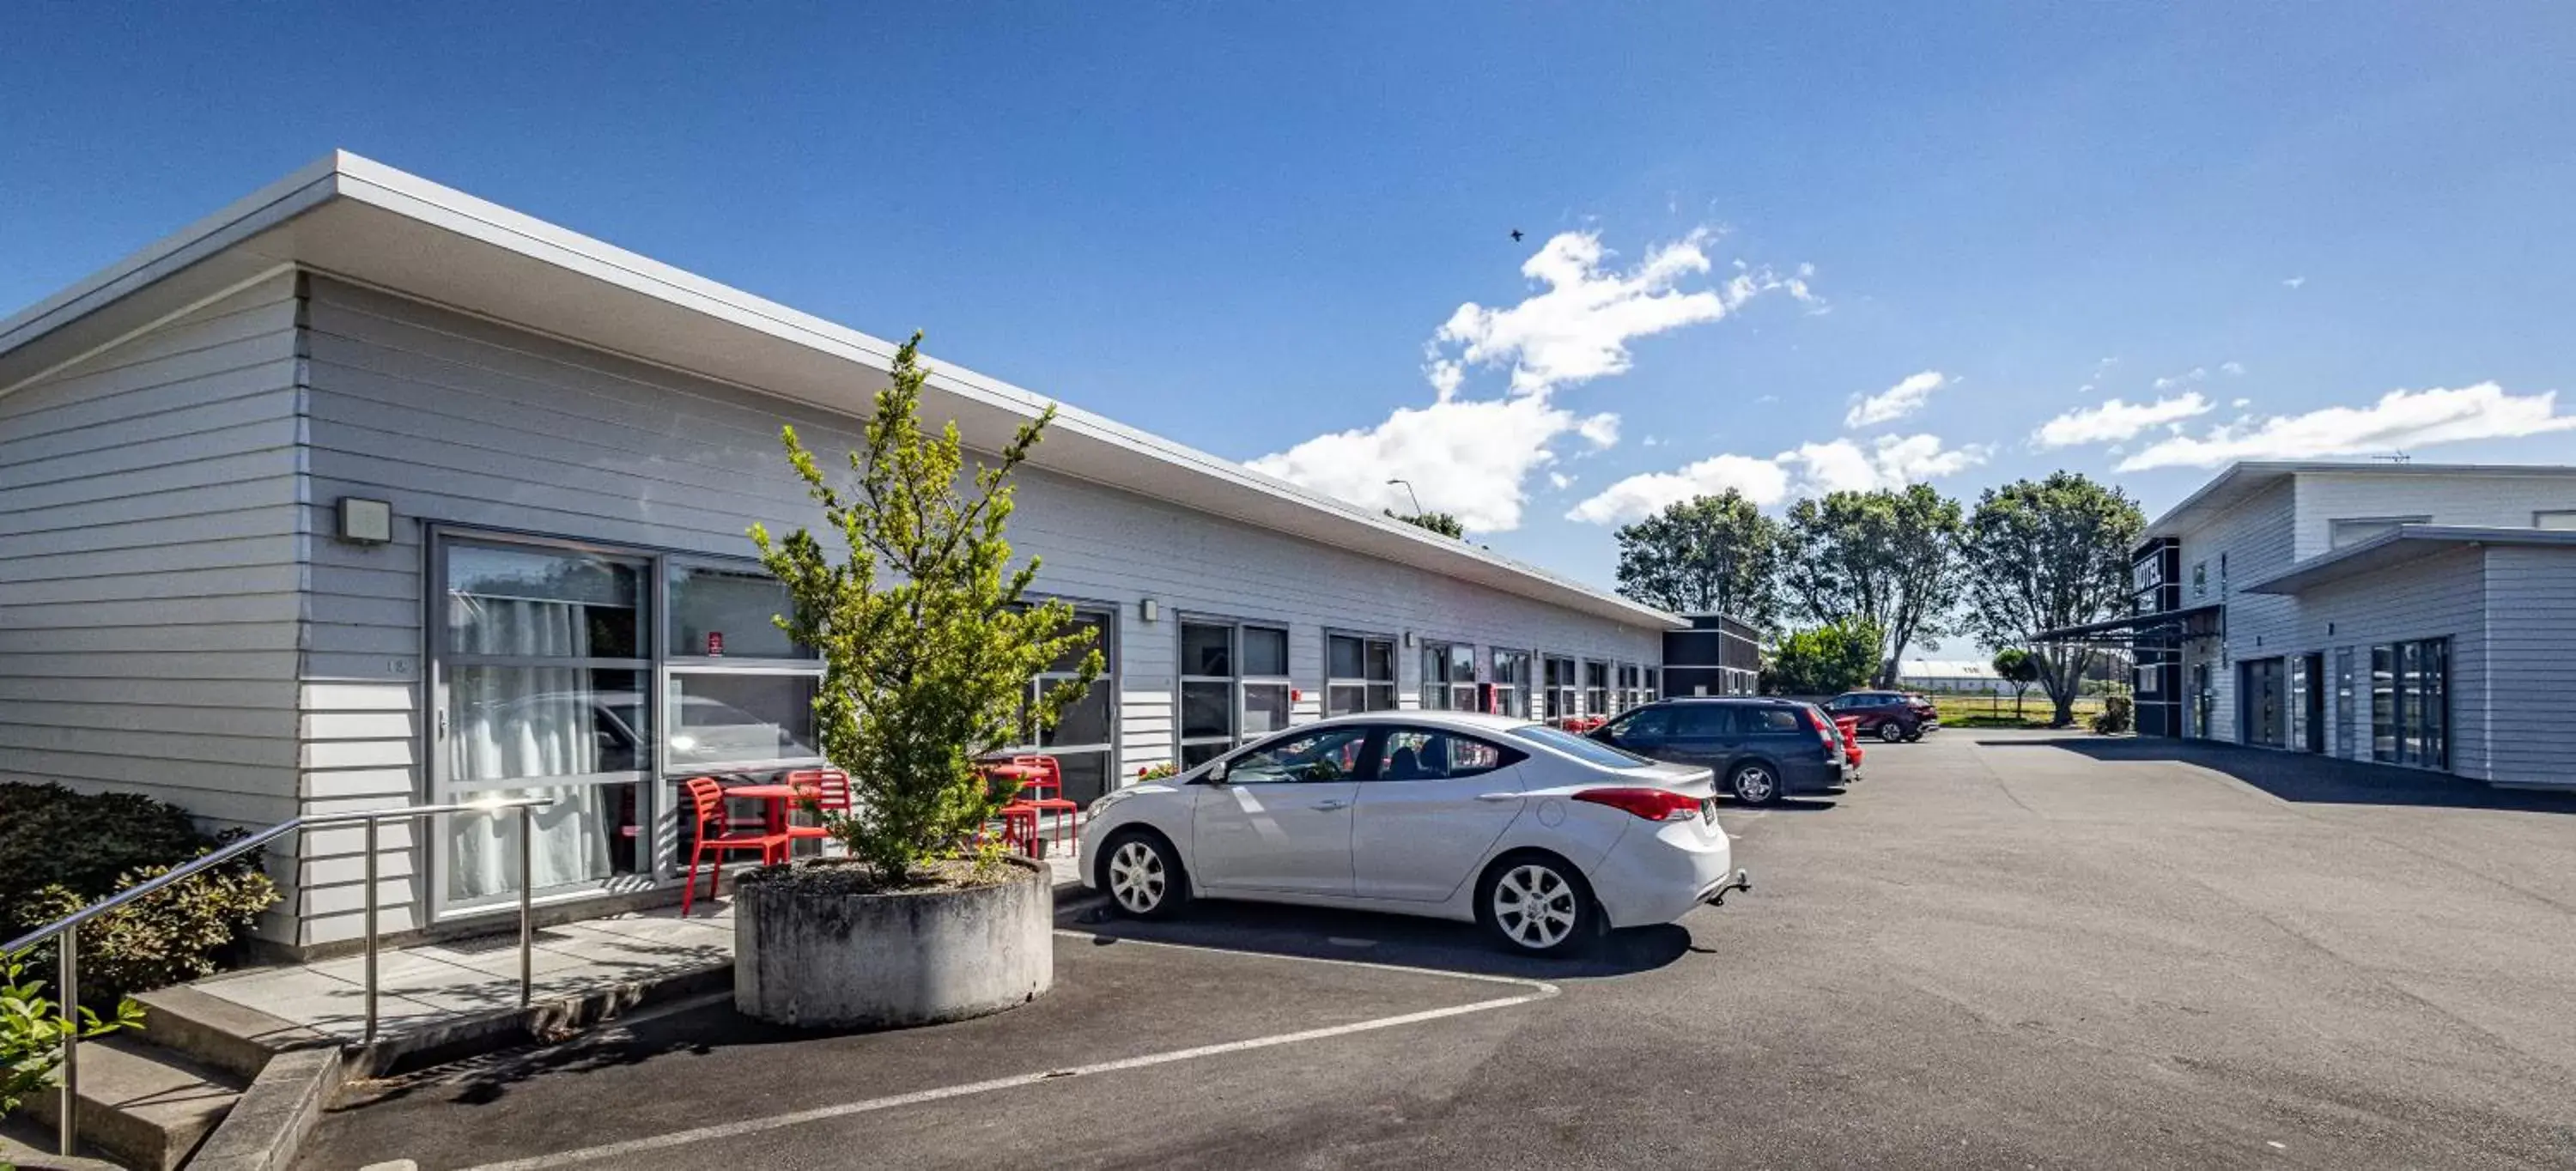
[2239,657,2286,748]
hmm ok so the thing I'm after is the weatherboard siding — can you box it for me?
[2292,471,2576,559]
[2278,547,2490,778]
[0,275,305,834]
[2178,478,2297,743]
[294,277,1663,943]
[2482,545,2576,789]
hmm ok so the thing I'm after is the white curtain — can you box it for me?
[447,594,614,902]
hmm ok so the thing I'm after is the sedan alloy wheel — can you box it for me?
[1105,836,1184,918]
[1490,862,1584,951]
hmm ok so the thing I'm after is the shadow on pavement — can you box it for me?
[1057,897,1698,981]
[1977,735,2576,814]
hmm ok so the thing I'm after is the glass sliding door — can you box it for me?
[2372,637,2449,769]
[1492,650,1531,718]
[1583,661,1610,717]
[1178,618,1289,768]
[662,559,825,862]
[434,537,650,908]
[1542,656,1577,719]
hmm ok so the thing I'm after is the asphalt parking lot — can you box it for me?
[302,731,2576,1169]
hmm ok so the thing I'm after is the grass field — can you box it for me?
[1927,693,2112,725]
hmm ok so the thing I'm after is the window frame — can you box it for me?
[1542,653,1578,719]
[1583,659,1611,716]
[1177,616,1292,768]
[2330,515,2432,549]
[2535,509,2576,531]
[1213,723,1377,784]
[1325,628,1400,717]
[1490,648,1534,719]
[1003,596,1121,794]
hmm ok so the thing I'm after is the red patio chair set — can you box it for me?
[681,756,1082,915]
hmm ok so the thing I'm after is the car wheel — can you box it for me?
[1099,830,1188,919]
[1477,853,1598,957]
[1728,761,1782,806]
[1876,720,1906,743]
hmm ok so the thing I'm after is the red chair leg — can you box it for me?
[683,842,702,917]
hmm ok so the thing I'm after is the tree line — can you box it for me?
[1613,472,2144,725]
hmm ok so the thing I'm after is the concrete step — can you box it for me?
[128,984,335,1083]
[18,1034,246,1171]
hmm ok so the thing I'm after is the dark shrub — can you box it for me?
[2091,694,2136,735]
[1,782,280,998]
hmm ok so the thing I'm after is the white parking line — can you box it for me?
[451,937,1556,1171]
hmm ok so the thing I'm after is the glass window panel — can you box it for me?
[1329,635,1364,680]
[668,563,806,659]
[1506,724,1651,769]
[1451,684,1479,712]
[1182,623,1233,677]
[1182,681,1233,738]
[1365,640,1394,682]
[447,781,639,902]
[1376,731,1512,780]
[1039,677,1112,748]
[1182,743,1228,768]
[450,667,647,784]
[1047,613,1110,673]
[1367,683,1396,712]
[1050,752,1111,807]
[1327,684,1365,716]
[1242,682,1291,735]
[2370,645,2396,761]
[668,672,819,769]
[1242,627,1289,677]
[1673,704,1734,737]
[1450,646,1476,678]
[447,545,641,658]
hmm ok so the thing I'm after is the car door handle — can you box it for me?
[1310,798,1350,810]
[1475,792,1522,803]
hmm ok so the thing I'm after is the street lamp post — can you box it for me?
[1386,478,1425,516]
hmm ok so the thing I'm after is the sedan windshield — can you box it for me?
[1506,723,1654,769]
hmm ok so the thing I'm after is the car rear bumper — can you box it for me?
[1781,758,1848,794]
[1591,816,1735,929]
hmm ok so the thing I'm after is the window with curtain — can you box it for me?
[440,540,647,904]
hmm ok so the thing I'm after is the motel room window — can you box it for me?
[2369,637,2449,769]
[1008,605,1117,804]
[2191,561,2208,598]
[1615,663,1642,712]
[1180,620,1291,768]
[1491,650,1532,719]
[1327,632,1398,716]
[2536,509,2576,530]
[1583,660,1611,716]
[432,536,827,916]
[1420,641,1476,711]
[1542,655,1577,719]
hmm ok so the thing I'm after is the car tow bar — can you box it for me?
[1705,869,1753,907]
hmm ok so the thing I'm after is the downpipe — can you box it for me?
[1705,869,1753,907]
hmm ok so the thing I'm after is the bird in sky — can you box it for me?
[1510,228,1524,242]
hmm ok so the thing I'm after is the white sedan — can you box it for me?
[1078,711,1751,956]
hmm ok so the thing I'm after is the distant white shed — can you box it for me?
[1897,658,2010,695]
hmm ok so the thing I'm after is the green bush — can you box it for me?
[0,782,281,1001]
[2,950,143,1122]
[21,864,278,998]
[2091,694,2136,735]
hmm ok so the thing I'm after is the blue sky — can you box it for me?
[9,3,2576,588]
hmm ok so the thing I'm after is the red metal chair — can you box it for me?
[781,768,852,852]
[1009,754,1080,852]
[681,775,787,917]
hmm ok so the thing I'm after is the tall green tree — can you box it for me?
[1386,509,1466,538]
[1778,485,1963,688]
[1762,619,1883,696]
[1990,646,2040,719]
[1958,472,2145,727]
[1612,490,1782,625]
[751,332,1104,884]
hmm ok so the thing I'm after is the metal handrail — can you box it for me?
[7,796,554,1156]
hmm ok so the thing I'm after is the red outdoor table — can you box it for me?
[724,781,820,837]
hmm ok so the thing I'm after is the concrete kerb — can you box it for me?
[174,872,1097,1170]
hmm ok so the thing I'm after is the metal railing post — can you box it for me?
[58,927,78,1156]
[518,803,535,1008]
[362,815,380,1046]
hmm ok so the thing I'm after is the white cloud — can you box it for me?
[2232,397,2251,409]
[1249,394,1600,532]
[2119,382,2576,470]
[2283,276,2307,288]
[1565,434,1986,525]
[1253,227,1808,531]
[1429,229,1805,397]
[2031,392,2215,448]
[2220,361,2245,376]
[1844,370,1947,428]
[1564,452,1792,524]
[1547,472,1576,490]
[2152,367,2208,391]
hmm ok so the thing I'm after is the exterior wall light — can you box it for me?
[1139,598,1159,623]
[337,497,392,545]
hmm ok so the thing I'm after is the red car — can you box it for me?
[1822,690,1939,743]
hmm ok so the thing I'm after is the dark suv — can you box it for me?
[1589,698,1848,806]
[1824,691,1939,743]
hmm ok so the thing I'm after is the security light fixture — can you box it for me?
[337,497,392,545]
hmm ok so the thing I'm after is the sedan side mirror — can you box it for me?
[1203,761,1229,785]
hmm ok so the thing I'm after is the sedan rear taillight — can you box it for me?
[1573,787,1703,822]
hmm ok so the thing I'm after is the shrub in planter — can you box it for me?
[739,331,1101,1027]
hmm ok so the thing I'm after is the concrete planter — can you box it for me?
[732,855,1053,1028]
